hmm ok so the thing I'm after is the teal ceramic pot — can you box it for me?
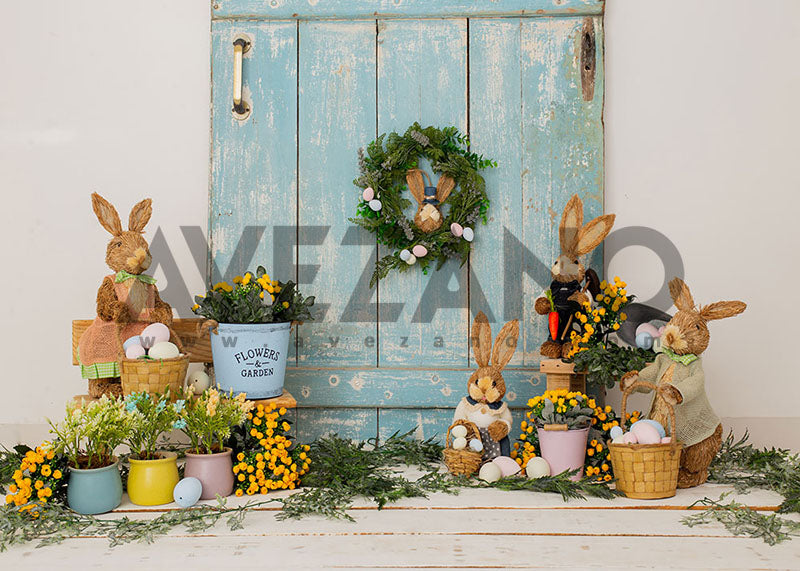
[67,460,123,515]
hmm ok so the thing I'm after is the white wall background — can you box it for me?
[1,1,797,449]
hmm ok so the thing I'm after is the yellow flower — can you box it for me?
[282,301,289,309]
[192,303,200,311]
[235,489,244,497]
[53,470,62,480]
[620,312,627,321]
[41,466,51,477]
[612,323,620,330]
[233,276,243,284]
[242,273,252,285]
[274,286,282,293]
[259,291,265,299]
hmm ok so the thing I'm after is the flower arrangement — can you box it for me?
[178,388,254,454]
[227,402,311,495]
[47,397,129,470]
[192,266,315,324]
[124,392,185,460]
[524,389,595,429]
[4,445,67,514]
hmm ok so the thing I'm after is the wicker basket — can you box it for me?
[608,381,683,499]
[120,355,189,397]
[442,421,482,477]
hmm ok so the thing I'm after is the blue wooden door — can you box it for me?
[210,1,606,442]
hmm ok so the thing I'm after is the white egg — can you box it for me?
[140,322,170,349]
[469,438,483,452]
[405,254,417,265]
[125,344,146,359]
[452,437,467,450]
[148,341,180,360]
[525,457,551,479]
[462,227,474,242]
[399,249,411,262]
[187,370,211,394]
[368,199,382,212]
[609,425,624,439]
[450,425,468,439]
[478,462,502,483]
[611,435,626,445]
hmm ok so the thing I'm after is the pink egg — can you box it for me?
[450,222,463,237]
[631,422,661,445]
[362,187,374,201]
[492,456,521,477]
[125,344,146,359]
[140,322,170,349]
[661,436,672,444]
[623,432,639,445]
[412,245,428,257]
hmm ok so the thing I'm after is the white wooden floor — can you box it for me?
[4,483,799,569]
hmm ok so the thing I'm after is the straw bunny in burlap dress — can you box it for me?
[77,193,175,397]
[452,312,519,461]
[621,278,746,488]
[534,195,615,358]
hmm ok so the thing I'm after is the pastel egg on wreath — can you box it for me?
[609,425,624,440]
[125,344,146,359]
[405,254,417,265]
[368,199,382,212]
[148,341,180,360]
[462,227,474,242]
[123,335,142,352]
[469,438,483,452]
[492,456,521,477]
[399,249,412,262]
[140,322,170,349]
[362,186,375,201]
[450,425,468,439]
[187,369,211,395]
[633,419,666,438]
[478,462,502,483]
[173,477,203,508]
[452,437,467,450]
[412,245,428,258]
[525,456,551,479]
[450,222,463,237]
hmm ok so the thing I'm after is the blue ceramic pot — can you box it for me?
[67,460,123,515]
[210,322,291,399]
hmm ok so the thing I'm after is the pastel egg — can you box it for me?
[636,322,662,339]
[148,341,180,360]
[405,254,417,265]
[469,438,483,452]
[635,332,654,350]
[399,249,412,262]
[450,222,463,237]
[462,227,474,242]
[611,435,626,445]
[478,462,502,483]
[140,322,170,349]
[452,437,467,450]
[187,370,211,395]
[525,457,551,479]
[633,419,667,438]
[609,426,624,439]
[368,199,382,212]
[450,425,468,439]
[631,422,661,445]
[125,344,146,359]
[362,187,375,201]
[123,336,142,352]
[623,432,639,445]
[492,456,521,477]
[661,436,672,444]
[173,477,202,508]
[412,245,428,258]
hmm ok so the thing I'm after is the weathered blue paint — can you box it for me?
[210,3,605,443]
[379,408,531,445]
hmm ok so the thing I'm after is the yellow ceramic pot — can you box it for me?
[127,451,179,506]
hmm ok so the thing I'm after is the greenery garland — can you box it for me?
[350,123,496,287]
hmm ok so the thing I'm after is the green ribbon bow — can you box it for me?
[662,346,698,365]
[115,270,157,285]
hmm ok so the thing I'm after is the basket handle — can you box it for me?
[621,380,677,439]
[199,319,219,336]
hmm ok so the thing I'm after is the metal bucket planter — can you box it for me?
[537,425,590,482]
[209,322,291,399]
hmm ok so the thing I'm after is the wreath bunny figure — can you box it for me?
[77,193,175,398]
[453,312,519,460]
[620,277,746,488]
[534,194,615,358]
[406,168,455,233]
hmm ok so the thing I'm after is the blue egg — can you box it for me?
[123,335,142,352]
[635,332,653,350]
[632,419,666,438]
[609,425,624,439]
[173,477,202,508]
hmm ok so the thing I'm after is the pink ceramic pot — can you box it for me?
[537,426,590,482]
[184,447,234,500]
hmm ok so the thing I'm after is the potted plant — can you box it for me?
[123,391,184,506]
[525,390,595,481]
[192,266,315,399]
[47,396,129,514]
[178,388,253,499]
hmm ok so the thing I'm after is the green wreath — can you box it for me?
[351,123,496,287]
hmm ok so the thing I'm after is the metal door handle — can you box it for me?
[233,37,251,115]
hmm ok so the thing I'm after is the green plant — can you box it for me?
[123,392,185,460]
[47,397,129,469]
[524,389,595,430]
[178,389,253,454]
[192,266,315,324]
[571,343,655,389]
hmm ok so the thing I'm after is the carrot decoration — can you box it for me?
[544,290,558,341]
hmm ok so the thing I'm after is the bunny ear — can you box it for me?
[91,193,123,236]
[405,169,425,204]
[559,195,583,257]
[435,174,455,203]
[699,300,746,321]
[574,214,615,256]
[491,319,519,372]
[472,311,492,368]
[668,278,695,311]
[128,198,152,233]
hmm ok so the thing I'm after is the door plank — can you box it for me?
[297,20,377,368]
[376,18,469,369]
[378,407,529,444]
[295,407,378,442]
